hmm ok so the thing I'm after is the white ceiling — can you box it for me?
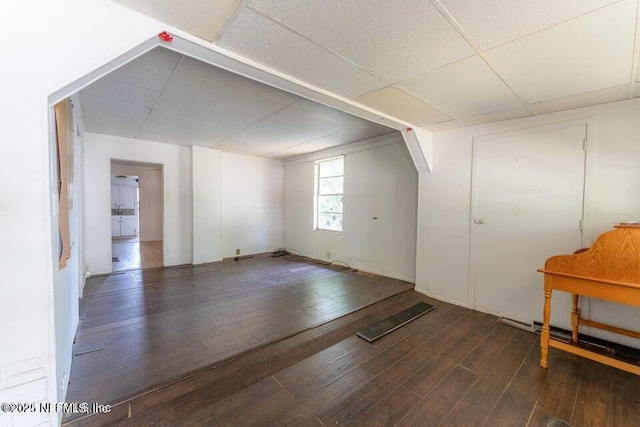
[79,48,397,158]
[104,0,640,147]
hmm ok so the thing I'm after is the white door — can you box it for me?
[471,124,586,327]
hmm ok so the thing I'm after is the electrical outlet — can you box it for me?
[326,252,331,260]
[236,249,240,255]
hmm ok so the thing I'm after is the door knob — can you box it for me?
[473,218,486,224]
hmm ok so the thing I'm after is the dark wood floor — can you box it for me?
[67,256,413,409]
[67,289,640,427]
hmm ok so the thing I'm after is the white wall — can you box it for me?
[193,147,222,264]
[283,136,418,282]
[85,134,284,272]
[49,94,85,424]
[84,133,193,273]
[417,98,640,347]
[0,1,161,424]
[221,152,283,258]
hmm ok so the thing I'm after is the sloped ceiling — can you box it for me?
[79,48,396,158]
[113,0,640,131]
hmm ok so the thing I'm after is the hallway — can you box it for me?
[112,237,163,271]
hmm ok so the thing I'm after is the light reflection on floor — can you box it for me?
[112,237,162,271]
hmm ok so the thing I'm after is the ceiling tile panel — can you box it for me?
[107,48,181,91]
[268,106,353,134]
[439,0,620,50]
[116,0,241,41]
[155,93,261,128]
[355,87,452,126]
[80,94,151,125]
[423,120,466,132]
[463,106,533,126]
[289,99,368,127]
[398,56,525,118]
[81,78,160,109]
[328,123,397,142]
[177,56,300,105]
[217,8,388,98]
[531,85,630,114]
[139,109,244,146]
[220,119,325,149]
[486,0,636,104]
[248,0,475,83]
[165,70,289,118]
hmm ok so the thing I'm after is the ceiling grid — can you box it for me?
[89,0,640,157]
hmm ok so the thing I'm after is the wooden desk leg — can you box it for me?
[540,285,552,369]
[571,294,579,343]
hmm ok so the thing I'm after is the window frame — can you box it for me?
[313,155,344,233]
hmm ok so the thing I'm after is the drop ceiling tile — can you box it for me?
[139,110,238,147]
[329,123,397,143]
[82,115,146,139]
[463,107,533,126]
[531,85,629,114]
[217,8,388,98]
[177,56,300,106]
[422,120,466,132]
[355,87,452,126]
[80,78,160,109]
[142,109,244,144]
[107,48,181,91]
[80,93,151,124]
[249,0,475,83]
[155,93,261,128]
[165,70,289,118]
[398,56,524,118]
[290,99,368,127]
[268,106,352,134]
[116,0,241,41]
[136,47,183,69]
[220,119,324,149]
[486,0,636,104]
[137,122,196,147]
[265,146,310,159]
[440,0,620,50]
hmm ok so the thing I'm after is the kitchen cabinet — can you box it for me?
[111,184,136,209]
[112,216,137,237]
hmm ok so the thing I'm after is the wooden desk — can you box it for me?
[538,224,640,375]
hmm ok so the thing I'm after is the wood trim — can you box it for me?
[537,269,640,290]
[579,318,640,340]
[549,339,640,376]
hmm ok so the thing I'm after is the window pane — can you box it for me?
[318,195,343,213]
[319,158,344,178]
[318,213,343,231]
[318,177,343,195]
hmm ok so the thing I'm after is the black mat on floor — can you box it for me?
[357,301,435,342]
[112,257,119,262]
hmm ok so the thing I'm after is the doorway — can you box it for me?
[470,123,587,327]
[111,160,163,271]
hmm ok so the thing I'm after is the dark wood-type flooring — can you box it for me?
[67,256,413,410]
[67,288,640,427]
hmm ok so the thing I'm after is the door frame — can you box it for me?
[468,117,598,315]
